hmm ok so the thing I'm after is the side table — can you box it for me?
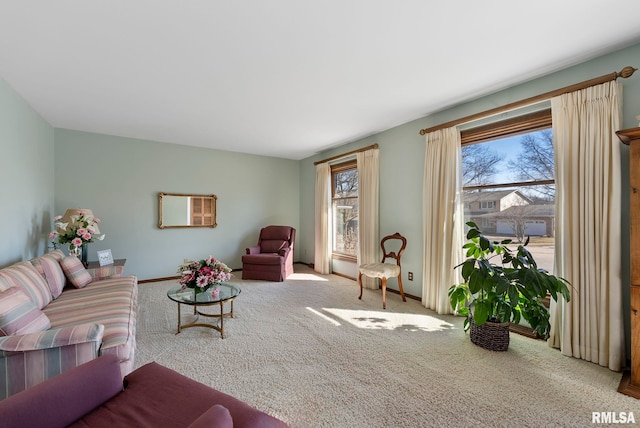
[85,259,127,280]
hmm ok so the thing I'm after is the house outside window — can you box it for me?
[461,108,555,272]
[331,160,358,258]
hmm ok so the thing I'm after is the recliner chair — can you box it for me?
[241,226,296,281]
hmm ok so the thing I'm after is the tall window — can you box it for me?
[461,108,555,272]
[331,160,358,258]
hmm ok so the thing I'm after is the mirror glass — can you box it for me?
[158,192,217,228]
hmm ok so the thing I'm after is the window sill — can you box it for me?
[332,253,357,263]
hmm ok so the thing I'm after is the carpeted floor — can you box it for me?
[134,266,637,427]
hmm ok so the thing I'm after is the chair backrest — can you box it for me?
[258,225,296,254]
[380,233,407,265]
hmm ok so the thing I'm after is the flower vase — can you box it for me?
[81,244,88,267]
[69,245,82,258]
[193,287,203,302]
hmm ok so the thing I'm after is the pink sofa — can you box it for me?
[0,354,289,428]
[242,226,296,282]
[0,250,137,399]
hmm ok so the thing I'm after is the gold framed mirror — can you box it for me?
[158,192,217,229]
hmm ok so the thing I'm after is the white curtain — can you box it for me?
[549,81,624,371]
[314,163,331,274]
[422,126,465,314]
[357,149,379,289]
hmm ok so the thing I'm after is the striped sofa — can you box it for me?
[0,250,137,399]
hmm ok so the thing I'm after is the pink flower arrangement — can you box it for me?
[49,209,105,250]
[177,256,232,292]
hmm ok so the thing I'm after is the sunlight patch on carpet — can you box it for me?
[306,307,341,326]
[321,308,456,332]
[287,272,329,281]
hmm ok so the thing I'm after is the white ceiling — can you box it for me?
[1,1,640,160]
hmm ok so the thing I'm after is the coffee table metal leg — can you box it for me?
[219,301,224,339]
[176,303,182,334]
[174,298,236,338]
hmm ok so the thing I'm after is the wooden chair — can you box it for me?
[358,232,407,309]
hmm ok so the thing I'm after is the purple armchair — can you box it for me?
[242,226,296,281]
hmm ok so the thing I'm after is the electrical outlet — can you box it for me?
[408,272,413,281]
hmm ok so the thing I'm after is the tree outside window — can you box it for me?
[332,161,358,257]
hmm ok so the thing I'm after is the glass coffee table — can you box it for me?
[167,282,241,338]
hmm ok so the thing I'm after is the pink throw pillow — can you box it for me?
[60,257,93,289]
[0,287,51,336]
[30,255,66,298]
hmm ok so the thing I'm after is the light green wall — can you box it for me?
[0,78,55,267]
[54,129,300,280]
[299,42,640,300]
[2,42,639,291]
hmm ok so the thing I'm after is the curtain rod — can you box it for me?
[418,66,637,136]
[313,143,379,165]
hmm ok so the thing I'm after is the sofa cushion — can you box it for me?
[188,404,233,428]
[46,249,66,262]
[60,256,92,289]
[0,354,123,428]
[30,255,66,298]
[0,287,51,336]
[0,262,53,309]
[43,276,137,364]
[261,240,288,253]
[242,254,284,265]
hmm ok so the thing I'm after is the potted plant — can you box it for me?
[448,222,571,351]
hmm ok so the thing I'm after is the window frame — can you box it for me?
[461,107,555,243]
[461,109,553,191]
[331,160,358,261]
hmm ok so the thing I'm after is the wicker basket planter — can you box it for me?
[469,317,510,351]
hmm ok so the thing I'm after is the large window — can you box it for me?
[331,160,358,258]
[461,108,555,272]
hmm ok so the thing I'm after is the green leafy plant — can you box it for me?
[448,222,571,339]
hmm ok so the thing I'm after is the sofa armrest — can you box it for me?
[188,404,233,428]
[246,246,261,255]
[0,323,104,399]
[278,245,291,257]
[0,354,123,428]
[0,323,104,354]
